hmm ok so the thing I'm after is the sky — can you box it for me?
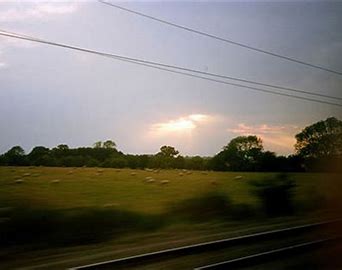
[0,0,341,156]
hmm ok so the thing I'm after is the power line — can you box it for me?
[0,30,341,107]
[117,59,342,107]
[98,0,342,76]
[1,30,341,102]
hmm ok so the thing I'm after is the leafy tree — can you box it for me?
[173,155,185,169]
[157,145,179,158]
[93,141,103,148]
[215,136,263,171]
[29,146,50,159]
[258,151,278,171]
[7,146,25,156]
[103,140,116,149]
[295,117,342,158]
[28,146,51,166]
[149,146,180,169]
[185,156,205,170]
[3,146,27,165]
[57,144,69,150]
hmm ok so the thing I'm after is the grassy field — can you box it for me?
[1,166,340,214]
[0,166,341,269]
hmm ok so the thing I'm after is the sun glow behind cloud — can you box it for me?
[144,114,216,154]
[154,119,196,133]
[150,114,210,136]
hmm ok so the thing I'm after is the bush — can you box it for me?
[250,174,296,217]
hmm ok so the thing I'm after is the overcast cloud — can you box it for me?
[0,1,341,156]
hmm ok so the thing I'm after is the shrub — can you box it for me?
[250,174,296,217]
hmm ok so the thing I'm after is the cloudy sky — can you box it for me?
[0,0,341,156]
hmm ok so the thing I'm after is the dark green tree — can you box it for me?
[3,146,27,165]
[213,136,263,171]
[28,146,51,166]
[295,117,342,158]
[57,144,69,150]
[103,140,116,149]
[157,145,179,158]
[93,141,103,148]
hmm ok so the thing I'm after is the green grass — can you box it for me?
[0,166,341,269]
[1,167,341,252]
[0,166,341,214]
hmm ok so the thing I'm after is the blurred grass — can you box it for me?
[1,206,164,248]
[1,167,340,214]
[0,166,341,262]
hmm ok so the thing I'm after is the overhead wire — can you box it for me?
[0,30,341,107]
[1,29,341,102]
[98,0,342,76]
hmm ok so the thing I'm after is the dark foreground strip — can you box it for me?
[194,236,341,270]
[69,219,342,270]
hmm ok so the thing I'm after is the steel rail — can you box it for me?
[194,236,341,269]
[69,218,342,269]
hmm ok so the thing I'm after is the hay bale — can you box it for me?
[14,179,24,184]
[22,173,31,177]
[131,172,137,176]
[147,178,155,183]
[160,180,169,185]
[234,176,243,180]
[179,173,184,176]
[103,203,119,208]
[51,179,60,184]
[67,171,74,175]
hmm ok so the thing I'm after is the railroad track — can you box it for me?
[69,219,342,270]
[195,236,341,269]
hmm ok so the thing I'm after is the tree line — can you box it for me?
[0,117,341,172]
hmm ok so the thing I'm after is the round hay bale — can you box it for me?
[14,179,24,184]
[51,179,60,184]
